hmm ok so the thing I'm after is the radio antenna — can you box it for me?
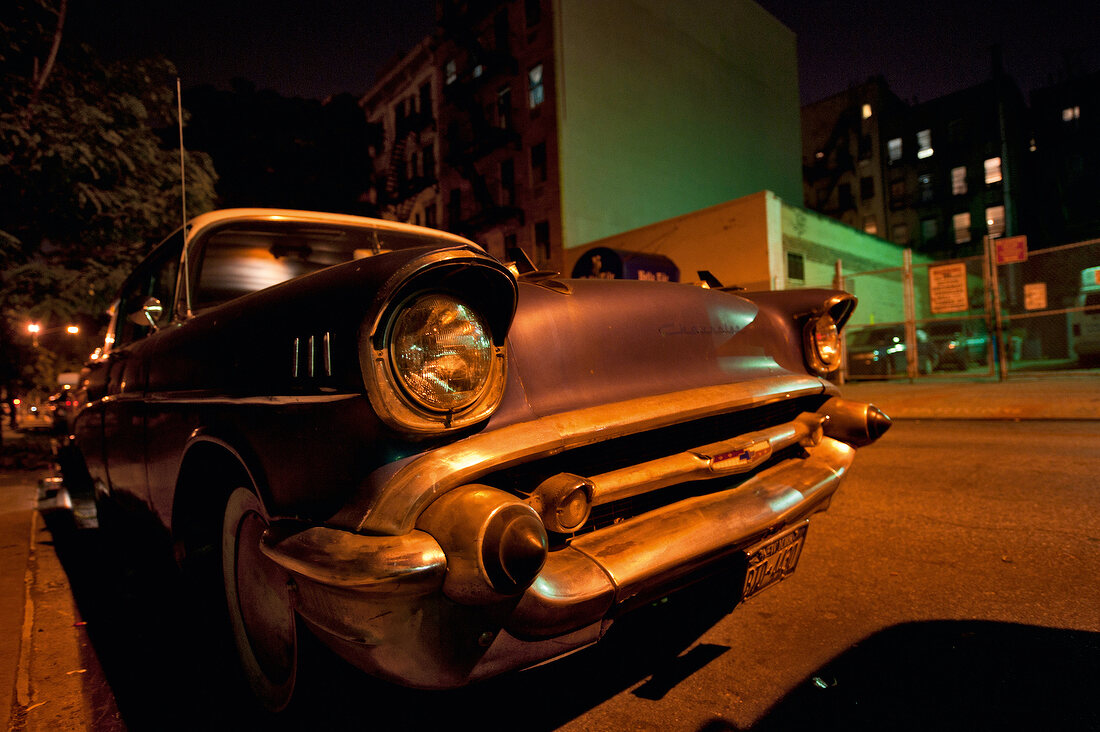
[176,77,192,316]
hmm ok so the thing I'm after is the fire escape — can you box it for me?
[439,2,525,237]
[374,101,437,223]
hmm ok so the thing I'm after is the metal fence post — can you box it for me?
[986,235,1008,380]
[834,259,846,386]
[902,248,917,380]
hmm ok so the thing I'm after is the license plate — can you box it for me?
[741,521,808,600]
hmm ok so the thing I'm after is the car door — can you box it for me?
[100,233,183,514]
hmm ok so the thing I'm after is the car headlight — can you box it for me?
[390,293,494,412]
[806,312,842,374]
[365,290,508,433]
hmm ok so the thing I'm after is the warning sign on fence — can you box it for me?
[929,262,970,314]
[1024,282,1048,311]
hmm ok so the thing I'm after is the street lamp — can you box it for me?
[26,322,80,347]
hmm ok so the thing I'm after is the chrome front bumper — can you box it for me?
[261,377,887,688]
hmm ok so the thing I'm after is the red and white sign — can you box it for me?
[995,235,1028,264]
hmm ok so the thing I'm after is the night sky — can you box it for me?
[66,0,1098,104]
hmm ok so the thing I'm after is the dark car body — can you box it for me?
[59,209,889,710]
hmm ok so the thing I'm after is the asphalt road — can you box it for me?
[16,420,1100,731]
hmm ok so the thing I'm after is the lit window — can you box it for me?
[887,137,902,163]
[862,103,872,119]
[917,129,933,159]
[985,205,1005,238]
[473,64,484,78]
[984,157,1002,185]
[528,64,545,108]
[863,216,878,235]
[953,212,971,244]
[951,166,967,195]
[445,59,457,85]
[1062,106,1081,121]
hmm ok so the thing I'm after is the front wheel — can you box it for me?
[222,487,298,712]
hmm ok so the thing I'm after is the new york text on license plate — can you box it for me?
[741,521,808,600]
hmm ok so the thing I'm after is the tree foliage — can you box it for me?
[0,0,218,402]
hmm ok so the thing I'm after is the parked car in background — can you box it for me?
[57,209,890,712]
[924,320,989,370]
[847,325,936,376]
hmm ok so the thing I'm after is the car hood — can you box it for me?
[493,278,808,424]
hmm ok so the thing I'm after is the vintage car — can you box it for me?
[59,209,890,711]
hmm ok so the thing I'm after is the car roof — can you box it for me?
[183,209,480,250]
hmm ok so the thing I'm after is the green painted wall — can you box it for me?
[554,0,802,249]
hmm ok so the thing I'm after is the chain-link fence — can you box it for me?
[831,237,1100,381]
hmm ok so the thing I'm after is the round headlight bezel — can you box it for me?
[366,290,508,434]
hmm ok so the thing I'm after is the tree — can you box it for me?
[0,0,217,411]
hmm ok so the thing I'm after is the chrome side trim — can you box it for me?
[347,374,831,535]
[260,524,446,589]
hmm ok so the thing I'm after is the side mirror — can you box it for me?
[127,296,164,332]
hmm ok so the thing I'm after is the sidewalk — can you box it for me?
[839,373,1100,420]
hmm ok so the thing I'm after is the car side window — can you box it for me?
[114,232,183,348]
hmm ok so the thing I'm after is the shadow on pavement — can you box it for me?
[711,620,1100,732]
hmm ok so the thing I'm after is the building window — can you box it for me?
[985,205,1005,238]
[891,223,910,244]
[953,212,971,244]
[861,103,872,119]
[889,178,906,208]
[887,137,903,163]
[500,158,515,206]
[858,134,872,160]
[528,64,545,108]
[525,0,541,27]
[860,176,874,200]
[425,202,437,229]
[786,252,805,282]
[444,59,457,86]
[531,141,547,184]
[838,183,853,210]
[534,220,551,264]
[496,86,512,129]
[423,143,435,181]
[1062,105,1081,122]
[921,217,938,243]
[951,166,967,195]
[918,174,933,203]
[984,157,1002,185]
[863,216,878,235]
[948,118,965,143]
[916,129,933,159]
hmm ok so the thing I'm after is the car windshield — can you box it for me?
[191,221,460,311]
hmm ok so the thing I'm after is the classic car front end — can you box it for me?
[63,209,890,711]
